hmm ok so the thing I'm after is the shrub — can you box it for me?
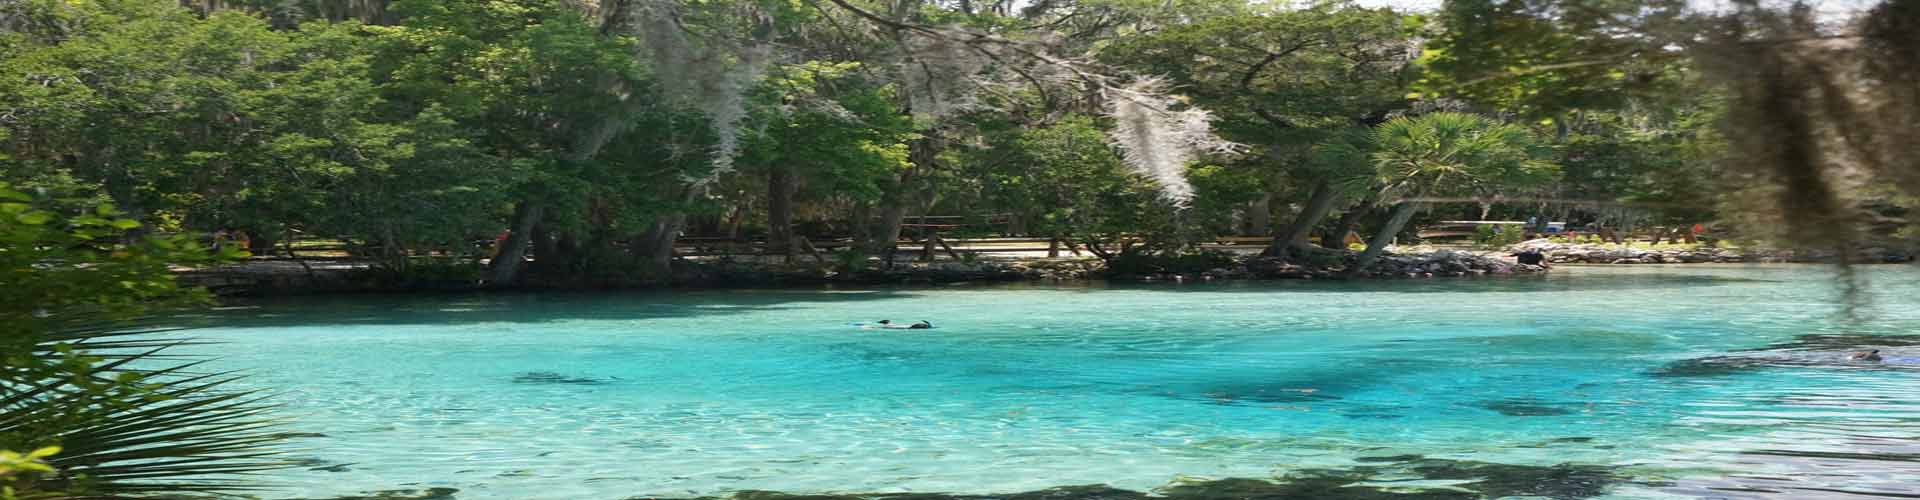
[1,182,288,497]
[1105,249,1236,276]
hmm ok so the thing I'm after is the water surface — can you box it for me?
[176,265,1920,499]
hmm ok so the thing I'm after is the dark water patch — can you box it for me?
[1476,398,1578,416]
[1662,333,1920,376]
[1355,454,1425,463]
[1438,329,1664,353]
[1742,449,1920,463]
[1649,352,1909,377]
[645,459,1627,500]
[310,462,356,472]
[1651,355,1774,377]
[1197,386,1344,406]
[1403,459,1622,499]
[512,371,610,385]
[286,488,459,500]
[1750,333,1920,351]
[1784,486,1920,499]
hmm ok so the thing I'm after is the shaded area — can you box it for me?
[287,488,460,500]
[630,458,1630,500]
[169,288,920,329]
[511,371,611,385]
[1653,333,1920,377]
[1475,397,1579,416]
[1098,271,1770,295]
[1750,333,1920,351]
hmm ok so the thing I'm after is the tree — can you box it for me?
[1344,112,1556,274]
[1102,2,1416,256]
[1422,0,1920,266]
[738,61,913,260]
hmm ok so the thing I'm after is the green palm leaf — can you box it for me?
[3,328,291,498]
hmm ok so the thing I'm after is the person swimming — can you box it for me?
[1848,349,1883,362]
[856,320,933,330]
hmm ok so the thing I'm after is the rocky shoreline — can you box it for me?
[185,239,1920,296]
[1509,240,1916,265]
[180,248,1548,296]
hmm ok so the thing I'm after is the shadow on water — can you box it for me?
[652,457,1628,500]
[281,457,1633,500]
[1087,271,1774,295]
[1652,332,1920,378]
[168,270,1778,330]
[169,288,922,328]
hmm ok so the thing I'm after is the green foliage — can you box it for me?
[349,257,489,289]
[1475,225,1526,248]
[740,61,915,203]
[1104,249,1238,276]
[831,248,871,273]
[0,185,285,497]
[1103,3,1414,145]
[1365,112,1559,199]
[1413,0,1683,118]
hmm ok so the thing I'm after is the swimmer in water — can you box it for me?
[1847,349,1883,362]
[858,320,921,330]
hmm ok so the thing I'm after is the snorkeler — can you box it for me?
[1847,349,1883,362]
[854,320,934,330]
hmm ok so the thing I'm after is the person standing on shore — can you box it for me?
[1511,248,1552,269]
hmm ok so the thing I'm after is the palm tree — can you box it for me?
[1346,112,1556,274]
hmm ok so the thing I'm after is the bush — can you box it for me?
[1475,225,1526,248]
[833,248,871,273]
[1,183,288,496]
[1104,249,1236,276]
[351,257,487,288]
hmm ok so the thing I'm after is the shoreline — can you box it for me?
[175,247,1560,297]
[175,241,1914,298]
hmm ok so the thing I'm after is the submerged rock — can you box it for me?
[287,488,460,500]
[641,458,1627,500]
[1475,398,1579,416]
[512,371,609,385]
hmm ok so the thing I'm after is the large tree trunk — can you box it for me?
[724,199,748,240]
[870,202,911,252]
[531,220,559,267]
[1244,193,1272,237]
[636,213,687,279]
[865,137,936,254]
[1264,179,1340,257]
[767,166,798,261]
[1322,194,1378,249]
[488,203,543,286]
[1348,202,1421,276]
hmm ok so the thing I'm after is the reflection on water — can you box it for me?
[170,265,1920,499]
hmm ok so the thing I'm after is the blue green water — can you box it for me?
[176,265,1920,499]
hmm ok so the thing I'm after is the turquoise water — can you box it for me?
[175,265,1920,499]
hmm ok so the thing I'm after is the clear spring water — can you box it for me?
[172,265,1920,499]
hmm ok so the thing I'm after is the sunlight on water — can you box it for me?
[171,265,1920,499]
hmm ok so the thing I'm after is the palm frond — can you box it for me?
[4,327,290,497]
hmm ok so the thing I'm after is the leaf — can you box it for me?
[16,211,51,225]
[111,219,143,230]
